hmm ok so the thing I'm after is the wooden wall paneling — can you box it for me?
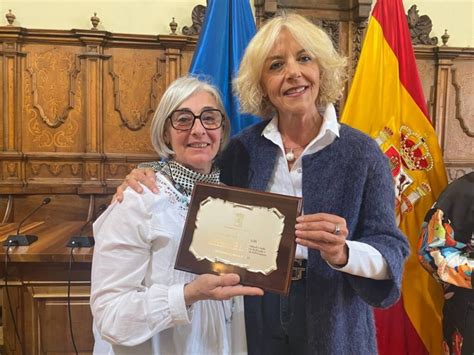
[102,46,161,187]
[180,50,194,75]
[0,28,197,199]
[1,283,93,355]
[0,29,26,192]
[21,42,85,196]
[76,33,108,193]
[164,47,181,87]
[158,35,189,86]
[433,53,454,152]
[102,47,161,154]
[7,194,92,225]
[33,285,93,354]
[414,48,437,120]
[2,282,22,354]
[441,51,474,180]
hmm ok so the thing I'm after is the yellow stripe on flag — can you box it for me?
[342,16,446,354]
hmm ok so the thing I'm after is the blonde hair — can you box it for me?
[234,13,348,118]
[150,76,230,159]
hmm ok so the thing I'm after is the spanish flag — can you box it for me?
[340,0,447,354]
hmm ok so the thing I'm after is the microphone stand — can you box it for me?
[66,204,107,248]
[3,197,51,246]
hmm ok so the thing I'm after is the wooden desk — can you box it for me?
[0,222,94,354]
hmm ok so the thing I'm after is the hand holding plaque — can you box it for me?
[175,183,302,295]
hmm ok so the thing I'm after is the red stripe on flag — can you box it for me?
[372,0,430,120]
[375,298,429,355]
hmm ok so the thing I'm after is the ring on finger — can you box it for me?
[334,223,341,235]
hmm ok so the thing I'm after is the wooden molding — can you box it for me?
[107,56,164,131]
[451,68,474,137]
[0,27,194,195]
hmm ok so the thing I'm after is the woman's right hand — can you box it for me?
[184,273,264,305]
[113,167,158,202]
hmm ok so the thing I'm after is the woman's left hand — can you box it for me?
[295,213,349,266]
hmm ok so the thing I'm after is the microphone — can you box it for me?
[66,204,107,248]
[3,197,52,246]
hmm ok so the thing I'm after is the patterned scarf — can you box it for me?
[160,160,220,196]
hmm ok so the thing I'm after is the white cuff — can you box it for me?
[328,240,390,280]
[168,283,192,325]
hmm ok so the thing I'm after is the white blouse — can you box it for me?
[91,173,247,355]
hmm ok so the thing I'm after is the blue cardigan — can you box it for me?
[217,121,410,354]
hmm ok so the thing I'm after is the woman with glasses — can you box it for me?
[90,76,263,355]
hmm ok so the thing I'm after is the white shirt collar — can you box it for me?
[262,103,340,157]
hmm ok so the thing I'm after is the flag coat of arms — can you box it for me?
[341,0,448,353]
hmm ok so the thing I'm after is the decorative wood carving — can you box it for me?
[27,116,80,148]
[406,5,438,45]
[322,20,340,51]
[169,17,178,35]
[0,26,197,196]
[107,56,164,131]
[441,30,450,46]
[31,163,40,175]
[26,52,82,129]
[71,163,80,175]
[48,163,63,176]
[5,9,15,26]
[86,163,99,179]
[6,162,17,177]
[451,68,474,137]
[90,12,100,31]
[108,163,119,176]
[351,20,368,73]
[182,4,207,36]
[27,162,83,177]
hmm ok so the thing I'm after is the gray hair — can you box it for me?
[150,76,230,158]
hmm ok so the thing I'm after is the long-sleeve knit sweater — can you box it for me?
[217,121,410,355]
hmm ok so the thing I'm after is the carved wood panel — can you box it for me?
[0,28,197,200]
[22,44,84,152]
[103,47,163,154]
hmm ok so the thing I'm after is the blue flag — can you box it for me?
[189,0,259,136]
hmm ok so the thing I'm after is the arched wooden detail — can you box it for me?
[26,53,82,129]
[107,56,165,131]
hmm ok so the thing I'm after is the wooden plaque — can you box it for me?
[175,182,303,295]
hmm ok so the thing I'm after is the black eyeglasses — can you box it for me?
[168,109,224,131]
